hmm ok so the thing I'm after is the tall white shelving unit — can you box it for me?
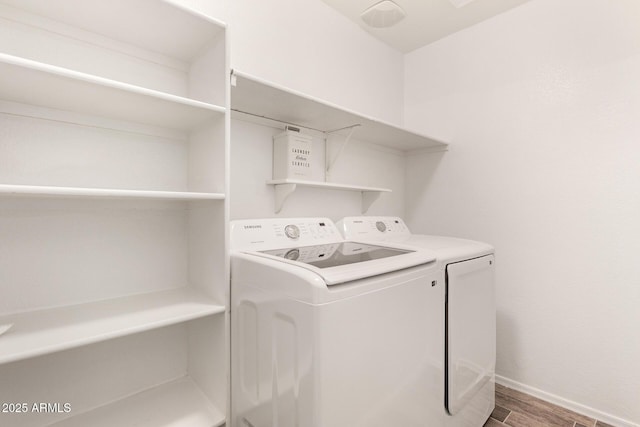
[0,1,229,426]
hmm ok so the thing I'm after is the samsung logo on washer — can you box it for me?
[243,225,262,229]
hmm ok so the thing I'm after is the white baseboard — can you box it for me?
[495,375,639,427]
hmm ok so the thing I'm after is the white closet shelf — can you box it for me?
[0,0,225,62]
[0,53,225,130]
[231,70,448,151]
[0,184,225,201]
[0,287,225,365]
[267,179,390,192]
[267,179,391,213]
[49,377,225,427]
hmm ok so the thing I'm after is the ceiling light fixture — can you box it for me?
[360,0,406,28]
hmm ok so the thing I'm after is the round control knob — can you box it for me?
[284,249,300,261]
[375,221,387,232]
[284,224,300,239]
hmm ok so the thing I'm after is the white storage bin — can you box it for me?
[272,128,313,180]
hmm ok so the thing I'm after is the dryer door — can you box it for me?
[445,255,496,416]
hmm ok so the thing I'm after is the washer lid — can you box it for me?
[244,241,436,285]
[261,242,411,267]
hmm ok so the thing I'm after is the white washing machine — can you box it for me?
[230,218,444,427]
[338,216,496,427]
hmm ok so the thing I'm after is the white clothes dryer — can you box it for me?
[338,216,496,427]
[230,218,444,427]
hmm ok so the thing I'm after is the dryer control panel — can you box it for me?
[230,217,341,251]
[337,216,411,241]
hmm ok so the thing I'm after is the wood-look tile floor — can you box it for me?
[483,384,615,427]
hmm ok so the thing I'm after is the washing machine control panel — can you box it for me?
[338,216,411,241]
[284,224,300,240]
[231,218,341,251]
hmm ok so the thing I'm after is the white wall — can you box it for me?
[230,119,405,222]
[175,0,404,124]
[228,0,404,125]
[171,0,226,21]
[223,0,406,222]
[177,0,407,222]
[404,0,640,425]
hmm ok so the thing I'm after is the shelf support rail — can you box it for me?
[325,124,360,181]
[274,182,297,213]
[362,191,382,214]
